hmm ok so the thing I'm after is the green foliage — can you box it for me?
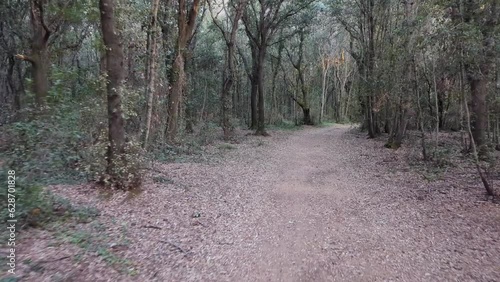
[0,109,84,184]
[0,277,19,282]
[0,170,100,236]
[218,143,237,150]
[48,66,79,104]
[0,170,50,229]
[56,220,135,274]
[97,141,145,190]
[316,121,336,127]
[269,120,302,131]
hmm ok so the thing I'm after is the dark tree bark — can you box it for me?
[255,44,269,135]
[243,0,313,135]
[15,0,52,106]
[100,0,127,186]
[249,42,259,130]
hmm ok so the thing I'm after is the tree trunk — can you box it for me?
[470,77,488,148]
[143,0,161,148]
[303,108,312,125]
[299,74,313,125]
[320,58,329,124]
[212,0,246,140]
[15,0,51,105]
[255,46,269,135]
[463,0,497,150]
[100,0,127,184]
[31,51,49,105]
[249,42,258,130]
[166,53,185,142]
[221,48,234,139]
[287,29,313,126]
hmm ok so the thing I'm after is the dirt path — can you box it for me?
[13,125,500,281]
[209,125,500,282]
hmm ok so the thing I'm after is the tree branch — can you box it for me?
[14,54,35,64]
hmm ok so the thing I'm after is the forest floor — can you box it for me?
[3,124,500,282]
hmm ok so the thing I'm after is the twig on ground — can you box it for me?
[159,240,186,253]
[39,256,71,263]
[141,225,162,230]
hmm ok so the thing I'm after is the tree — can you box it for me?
[15,0,55,105]
[334,0,388,138]
[100,0,134,188]
[286,27,313,125]
[209,0,248,140]
[0,0,27,120]
[143,0,161,148]
[165,0,202,143]
[243,0,314,135]
[319,51,332,124]
[462,0,499,149]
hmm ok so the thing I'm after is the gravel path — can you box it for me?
[12,125,500,281]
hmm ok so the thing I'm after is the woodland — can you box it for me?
[0,0,500,280]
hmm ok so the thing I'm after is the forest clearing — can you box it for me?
[1,0,500,281]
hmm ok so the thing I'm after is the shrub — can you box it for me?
[0,169,51,229]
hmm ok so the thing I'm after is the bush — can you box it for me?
[95,140,145,190]
[0,106,85,184]
[0,169,50,228]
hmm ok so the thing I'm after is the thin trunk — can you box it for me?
[211,0,247,140]
[143,0,161,148]
[320,58,329,124]
[255,46,269,135]
[433,60,439,148]
[249,42,258,129]
[462,63,496,197]
[415,57,427,161]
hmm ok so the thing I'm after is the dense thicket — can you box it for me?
[0,0,498,196]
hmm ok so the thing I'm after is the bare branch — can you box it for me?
[14,54,35,64]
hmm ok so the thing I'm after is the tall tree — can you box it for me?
[15,0,54,105]
[462,0,499,149]
[209,0,248,140]
[319,51,333,124]
[243,0,314,135]
[165,0,202,143]
[286,27,313,125]
[335,0,386,138]
[99,0,128,187]
[143,0,161,148]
